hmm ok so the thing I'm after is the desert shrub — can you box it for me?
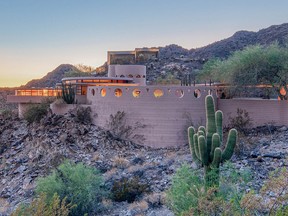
[167,163,288,215]
[112,176,149,203]
[227,108,253,135]
[166,164,203,215]
[11,193,74,216]
[166,163,252,216]
[36,160,107,216]
[23,103,49,124]
[106,111,146,143]
[75,106,92,124]
[0,109,14,120]
[258,168,288,215]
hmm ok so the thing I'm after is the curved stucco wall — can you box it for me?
[86,85,216,148]
[108,65,146,86]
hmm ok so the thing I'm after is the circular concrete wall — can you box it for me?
[86,85,217,148]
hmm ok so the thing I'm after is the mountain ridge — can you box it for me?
[22,23,288,88]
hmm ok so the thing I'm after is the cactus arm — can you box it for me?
[215,110,223,143]
[193,134,200,160]
[210,133,220,160]
[212,148,222,168]
[198,135,209,166]
[222,129,237,161]
[188,127,198,161]
[198,130,205,137]
[198,126,206,136]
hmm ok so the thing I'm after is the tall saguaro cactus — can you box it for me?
[188,95,237,188]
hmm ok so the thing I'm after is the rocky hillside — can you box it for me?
[19,23,288,87]
[23,64,81,88]
[189,23,288,59]
[0,111,287,215]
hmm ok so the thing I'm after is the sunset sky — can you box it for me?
[0,0,288,87]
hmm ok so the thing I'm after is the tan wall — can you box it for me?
[49,90,288,148]
[108,65,146,86]
[86,85,216,148]
[218,98,288,127]
[7,95,48,103]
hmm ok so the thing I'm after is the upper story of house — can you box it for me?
[7,48,160,104]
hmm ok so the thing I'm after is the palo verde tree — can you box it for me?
[198,43,288,100]
[188,95,237,188]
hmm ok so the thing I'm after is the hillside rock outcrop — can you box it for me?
[0,111,287,215]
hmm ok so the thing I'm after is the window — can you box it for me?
[154,89,164,98]
[175,89,184,98]
[194,89,201,98]
[132,88,141,98]
[114,88,122,97]
[100,88,106,97]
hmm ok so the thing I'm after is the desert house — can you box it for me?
[7,48,288,148]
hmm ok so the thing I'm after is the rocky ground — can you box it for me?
[0,111,287,216]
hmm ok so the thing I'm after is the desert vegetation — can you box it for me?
[166,95,288,215]
[13,161,107,216]
[198,43,288,100]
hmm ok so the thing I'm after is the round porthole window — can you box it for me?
[194,89,201,98]
[175,89,184,98]
[114,88,122,97]
[154,89,164,98]
[100,88,106,97]
[132,88,141,98]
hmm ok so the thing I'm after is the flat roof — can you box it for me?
[61,77,134,82]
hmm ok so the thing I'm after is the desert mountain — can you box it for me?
[23,64,81,88]
[23,23,288,87]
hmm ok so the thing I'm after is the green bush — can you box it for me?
[23,103,49,124]
[36,161,107,216]
[112,176,149,203]
[11,193,74,216]
[166,164,203,215]
[166,163,252,216]
[167,163,288,216]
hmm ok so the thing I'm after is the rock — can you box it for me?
[278,126,287,132]
[250,151,259,158]
[262,152,282,159]
[256,156,264,162]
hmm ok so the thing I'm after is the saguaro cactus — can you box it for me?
[188,95,237,188]
[61,83,75,104]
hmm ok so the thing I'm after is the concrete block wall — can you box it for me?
[218,98,288,127]
[50,90,288,148]
[86,85,216,148]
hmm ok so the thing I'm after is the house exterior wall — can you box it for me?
[50,91,288,148]
[108,65,146,86]
[85,85,215,148]
[217,98,288,127]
